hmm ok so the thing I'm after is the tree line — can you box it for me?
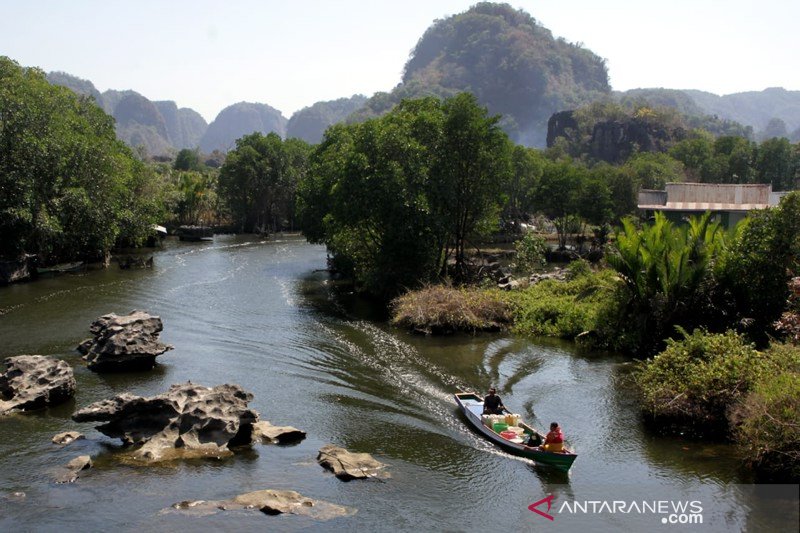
[3,53,798,280]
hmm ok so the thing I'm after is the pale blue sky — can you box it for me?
[1,1,796,122]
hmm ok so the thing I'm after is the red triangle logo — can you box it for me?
[528,494,556,521]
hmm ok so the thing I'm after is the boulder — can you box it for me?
[0,254,36,285]
[252,421,306,444]
[72,382,258,461]
[317,444,388,481]
[168,489,355,520]
[529,268,567,285]
[55,455,92,483]
[0,356,76,415]
[52,431,84,446]
[78,310,172,372]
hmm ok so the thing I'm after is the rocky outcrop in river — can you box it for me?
[169,489,356,520]
[54,455,93,484]
[0,355,76,415]
[77,310,172,372]
[72,382,258,461]
[317,444,388,481]
[252,421,306,444]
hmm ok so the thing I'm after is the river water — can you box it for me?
[0,236,796,532]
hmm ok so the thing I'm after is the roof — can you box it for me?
[639,202,770,212]
[638,183,778,212]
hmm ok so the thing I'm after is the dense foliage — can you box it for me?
[0,56,167,264]
[298,93,512,296]
[506,267,616,339]
[634,329,765,430]
[636,330,800,480]
[602,212,727,353]
[218,132,310,233]
[731,343,800,481]
[774,277,800,344]
[717,192,800,338]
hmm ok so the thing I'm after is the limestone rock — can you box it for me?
[72,382,258,461]
[0,356,76,415]
[2,491,26,502]
[55,455,92,483]
[252,421,306,444]
[317,444,388,481]
[168,489,355,520]
[78,310,172,372]
[52,431,85,446]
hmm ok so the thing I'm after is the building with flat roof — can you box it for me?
[638,183,787,227]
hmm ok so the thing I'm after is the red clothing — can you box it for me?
[544,429,563,445]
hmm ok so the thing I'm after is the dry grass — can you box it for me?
[391,285,512,334]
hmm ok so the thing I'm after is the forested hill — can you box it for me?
[350,2,611,147]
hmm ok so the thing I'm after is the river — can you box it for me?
[0,236,796,531]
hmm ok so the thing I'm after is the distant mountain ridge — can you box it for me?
[47,72,208,155]
[618,87,800,141]
[199,102,287,153]
[42,1,800,154]
[286,95,368,144]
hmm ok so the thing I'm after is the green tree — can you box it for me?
[297,93,513,295]
[535,161,585,249]
[621,152,685,190]
[717,192,800,339]
[300,97,443,294]
[174,148,203,171]
[430,93,512,278]
[670,131,714,181]
[0,56,165,263]
[754,137,798,191]
[504,145,545,227]
[219,133,309,233]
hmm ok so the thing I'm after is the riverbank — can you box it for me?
[390,267,800,482]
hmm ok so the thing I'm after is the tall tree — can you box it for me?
[218,133,309,233]
[297,93,513,295]
[430,93,512,277]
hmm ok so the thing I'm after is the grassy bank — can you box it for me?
[391,263,617,339]
[504,267,617,340]
[391,285,512,334]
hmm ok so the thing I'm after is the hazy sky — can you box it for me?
[1,1,796,122]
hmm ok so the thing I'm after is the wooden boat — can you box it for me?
[177,225,213,242]
[454,392,577,472]
[36,261,85,274]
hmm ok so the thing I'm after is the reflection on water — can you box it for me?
[0,235,794,531]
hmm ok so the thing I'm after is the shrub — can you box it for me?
[606,212,727,354]
[633,329,764,433]
[731,343,800,481]
[774,276,800,345]
[391,285,511,334]
[505,269,617,340]
[513,232,547,273]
